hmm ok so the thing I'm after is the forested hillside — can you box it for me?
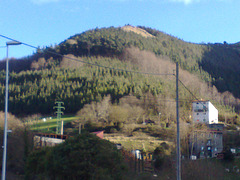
[0,25,239,124]
[2,25,237,97]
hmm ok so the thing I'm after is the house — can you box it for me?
[190,101,223,158]
[192,100,218,124]
[34,133,68,148]
[189,124,224,158]
[34,131,105,149]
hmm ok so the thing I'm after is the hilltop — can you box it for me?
[121,25,155,38]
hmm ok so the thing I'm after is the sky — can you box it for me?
[0,0,240,59]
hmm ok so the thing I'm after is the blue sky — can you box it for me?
[0,0,240,59]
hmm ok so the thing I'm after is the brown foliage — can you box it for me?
[0,112,33,175]
[75,95,111,125]
[60,54,83,68]
[122,47,240,123]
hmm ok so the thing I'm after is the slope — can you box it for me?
[0,25,239,119]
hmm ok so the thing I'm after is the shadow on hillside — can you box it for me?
[199,44,240,98]
[0,58,33,73]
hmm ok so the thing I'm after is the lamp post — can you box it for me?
[1,41,22,180]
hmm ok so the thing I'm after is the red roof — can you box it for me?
[92,130,104,139]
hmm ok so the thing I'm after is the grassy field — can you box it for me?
[26,116,79,131]
[104,132,173,152]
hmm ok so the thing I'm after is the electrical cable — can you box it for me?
[0,34,204,104]
[0,34,174,76]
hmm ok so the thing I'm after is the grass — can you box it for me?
[104,132,173,152]
[26,116,79,130]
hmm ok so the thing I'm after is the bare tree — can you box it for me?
[60,54,83,68]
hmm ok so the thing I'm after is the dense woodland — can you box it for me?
[0,25,239,124]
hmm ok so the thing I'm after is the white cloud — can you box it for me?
[169,0,200,5]
[30,0,61,5]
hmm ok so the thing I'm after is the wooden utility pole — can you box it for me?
[176,62,181,180]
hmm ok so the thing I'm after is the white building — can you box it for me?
[192,100,218,124]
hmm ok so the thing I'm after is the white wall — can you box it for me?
[208,102,218,124]
[192,101,218,124]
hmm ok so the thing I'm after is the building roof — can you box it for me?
[192,100,209,103]
[92,130,104,139]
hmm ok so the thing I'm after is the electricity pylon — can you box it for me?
[53,101,65,134]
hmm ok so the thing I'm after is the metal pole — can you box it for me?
[176,62,181,180]
[2,41,21,180]
[1,45,9,180]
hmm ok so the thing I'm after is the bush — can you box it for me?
[25,133,127,179]
[153,142,172,170]
[226,124,237,130]
[110,127,118,133]
[117,122,124,130]
[0,112,33,175]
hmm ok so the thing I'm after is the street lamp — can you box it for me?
[1,41,22,180]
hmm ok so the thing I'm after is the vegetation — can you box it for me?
[0,111,33,177]
[0,25,239,179]
[25,133,126,180]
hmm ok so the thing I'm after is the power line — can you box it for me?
[0,34,174,76]
[177,77,207,107]
[0,34,204,104]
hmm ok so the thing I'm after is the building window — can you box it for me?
[207,140,211,145]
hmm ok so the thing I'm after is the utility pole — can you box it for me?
[53,101,65,134]
[176,62,181,180]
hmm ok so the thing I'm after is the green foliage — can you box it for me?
[200,44,240,98]
[0,57,163,115]
[226,124,238,131]
[0,26,238,122]
[153,142,172,170]
[25,133,126,180]
[55,26,240,99]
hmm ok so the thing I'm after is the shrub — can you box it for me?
[0,112,33,175]
[26,133,127,179]
[117,122,124,130]
[153,142,172,171]
[110,127,118,133]
[226,124,237,130]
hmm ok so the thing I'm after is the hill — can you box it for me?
[36,25,240,98]
[0,26,239,124]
